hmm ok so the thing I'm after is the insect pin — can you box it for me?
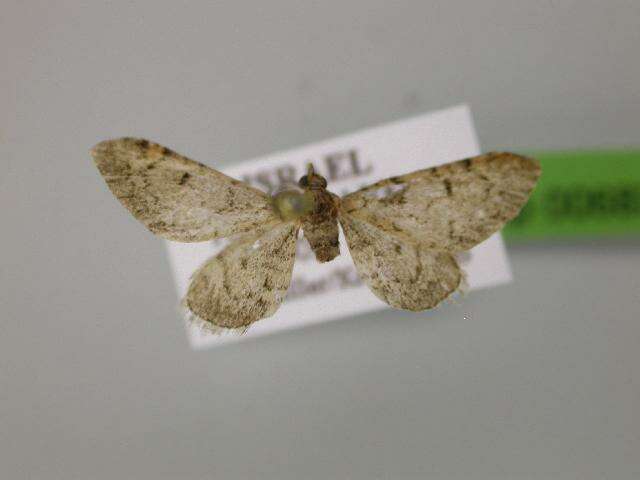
[92,138,540,333]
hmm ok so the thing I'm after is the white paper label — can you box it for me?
[165,105,513,348]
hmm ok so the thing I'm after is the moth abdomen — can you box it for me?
[301,189,341,262]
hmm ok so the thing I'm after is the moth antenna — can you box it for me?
[307,163,315,177]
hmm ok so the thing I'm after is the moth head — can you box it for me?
[272,188,315,221]
[298,163,328,190]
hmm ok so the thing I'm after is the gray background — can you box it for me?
[2,1,639,478]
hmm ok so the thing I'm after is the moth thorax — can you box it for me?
[273,189,315,221]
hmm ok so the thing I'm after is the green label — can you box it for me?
[503,150,640,240]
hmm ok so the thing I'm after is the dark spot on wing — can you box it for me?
[444,179,452,196]
[256,298,268,311]
[137,139,150,149]
[462,158,472,170]
[394,244,402,254]
[179,172,191,185]
[162,146,174,156]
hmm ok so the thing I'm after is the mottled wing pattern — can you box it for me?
[341,152,540,252]
[184,222,299,331]
[339,214,462,311]
[92,137,278,242]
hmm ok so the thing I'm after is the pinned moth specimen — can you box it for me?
[92,138,540,333]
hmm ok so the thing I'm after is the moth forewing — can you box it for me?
[91,137,279,242]
[184,221,299,332]
[340,152,540,252]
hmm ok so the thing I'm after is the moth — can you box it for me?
[92,138,540,333]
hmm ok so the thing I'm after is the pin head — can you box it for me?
[272,189,315,221]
